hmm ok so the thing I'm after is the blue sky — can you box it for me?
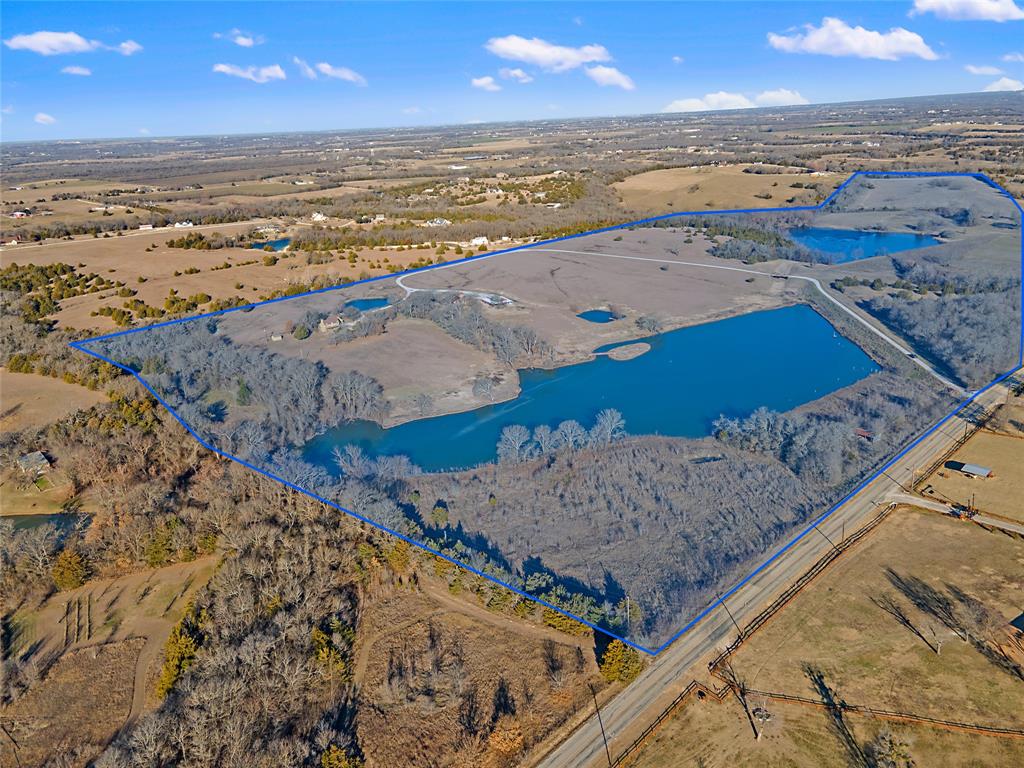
[2,1,1023,141]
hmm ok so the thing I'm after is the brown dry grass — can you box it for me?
[1,368,106,432]
[730,509,1024,729]
[355,584,602,768]
[923,431,1024,522]
[0,638,144,768]
[3,226,437,330]
[629,694,1024,768]
[612,165,842,212]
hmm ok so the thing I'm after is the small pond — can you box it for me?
[346,297,391,313]
[250,238,291,252]
[788,227,941,263]
[577,309,619,323]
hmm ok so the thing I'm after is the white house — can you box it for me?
[470,236,489,247]
[318,315,343,333]
[311,212,328,223]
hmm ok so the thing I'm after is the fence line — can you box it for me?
[612,506,896,767]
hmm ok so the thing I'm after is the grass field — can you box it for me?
[1,367,107,432]
[922,430,1024,522]
[355,580,602,768]
[2,558,218,766]
[729,508,1024,729]
[629,693,1024,768]
[612,165,842,212]
[0,638,145,767]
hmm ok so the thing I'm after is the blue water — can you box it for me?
[346,297,390,312]
[577,309,619,323]
[8,513,86,533]
[304,304,879,472]
[250,238,291,251]
[788,228,940,263]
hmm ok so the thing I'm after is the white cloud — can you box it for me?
[499,67,534,83]
[485,35,610,72]
[61,65,92,76]
[1,106,14,115]
[34,112,57,125]
[212,63,286,83]
[471,75,501,91]
[293,56,317,79]
[663,91,756,113]
[139,128,150,135]
[911,0,1024,21]
[4,30,141,56]
[965,64,1004,74]
[663,88,809,113]
[1003,51,1024,61]
[983,76,1024,90]
[768,17,939,60]
[754,88,809,106]
[584,65,635,90]
[672,55,684,64]
[215,28,263,47]
[402,106,422,114]
[315,62,367,86]
[5,31,99,55]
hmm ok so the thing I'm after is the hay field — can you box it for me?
[1,368,106,432]
[612,165,841,212]
[731,508,1024,729]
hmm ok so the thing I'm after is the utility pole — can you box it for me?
[717,593,743,639]
[589,683,613,767]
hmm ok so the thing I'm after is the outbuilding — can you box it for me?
[17,451,51,476]
[959,463,993,479]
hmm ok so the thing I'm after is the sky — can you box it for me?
[2,0,1023,141]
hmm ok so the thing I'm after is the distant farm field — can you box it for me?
[612,165,842,212]
[0,368,106,432]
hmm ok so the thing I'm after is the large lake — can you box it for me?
[304,304,879,473]
[789,227,940,263]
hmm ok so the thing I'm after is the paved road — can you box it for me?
[888,491,1024,536]
[537,379,1011,768]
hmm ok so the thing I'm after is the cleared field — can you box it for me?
[612,165,841,212]
[0,470,73,517]
[923,430,1024,522]
[3,558,217,766]
[0,638,145,767]
[1,368,107,432]
[355,581,601,768]
[730,508,1024,729]
[397,227,792,364]
[232,317,519,427]
[630,693,1024,768]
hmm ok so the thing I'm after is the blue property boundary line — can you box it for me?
[69,171,1024,656]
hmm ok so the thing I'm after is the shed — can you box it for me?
[960,463,993,479]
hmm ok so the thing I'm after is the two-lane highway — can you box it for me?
[537,379,1012,768]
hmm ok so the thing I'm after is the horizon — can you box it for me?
[2,0,1023,143]
[0,88,1018,146]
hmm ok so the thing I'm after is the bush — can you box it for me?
[51,548,89,590]
[599,639,644,683]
